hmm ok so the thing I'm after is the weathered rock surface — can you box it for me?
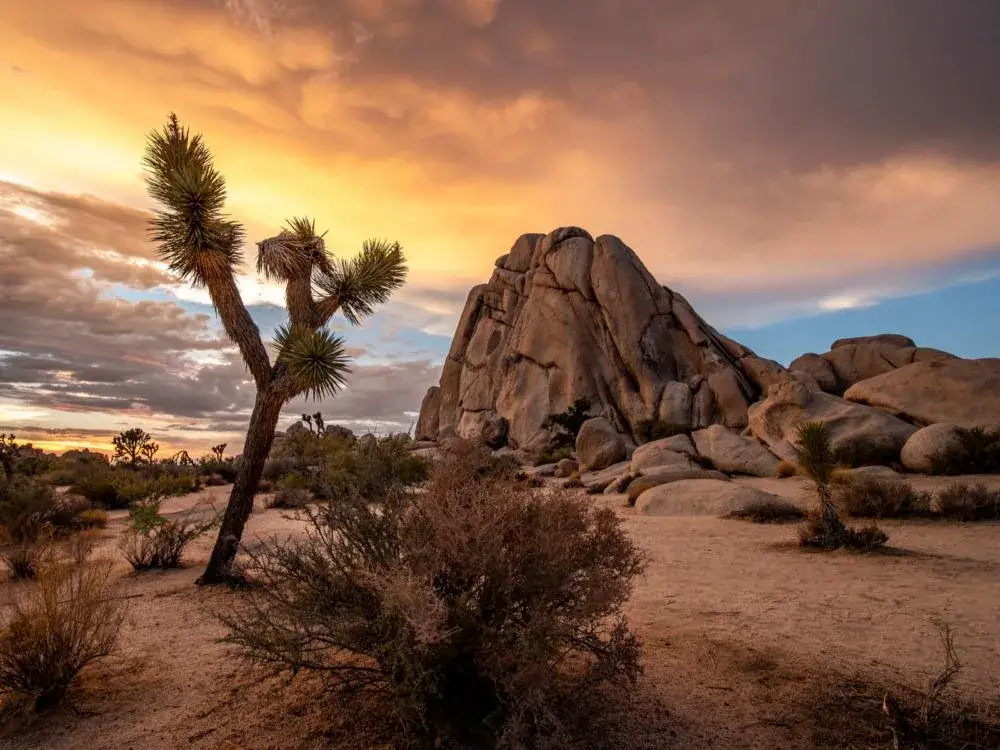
[790,335,955,394]
[417,227,782,449]
[580,461,631,491]
[415,387,441,441]
[900,424,963,473]
[844,358,1000,428]
[653,433,697,457]
[691,424,779,477]
[630,439,697,474]
[748,374,917,462]
[634,478,787,516]
[575,417,628,470]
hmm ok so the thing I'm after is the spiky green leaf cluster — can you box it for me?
[142,114,244,286]
[315,239,407,325]
[274,324,351,400]
[794,421,835,488]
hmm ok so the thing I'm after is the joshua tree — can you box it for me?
[141,440,160,464]
[301,413,314,434]
[210,443,227,462]
[113,428,156,469]
[0,433,17,481]
[143,114,407,584]
[312,411,325,435]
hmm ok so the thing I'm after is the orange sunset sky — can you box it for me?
[1,0,999,455]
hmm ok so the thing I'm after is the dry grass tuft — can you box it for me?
[834,476,932,519]
[934,482,1000,522]
[0,560,126,713]
[775,460,798,479]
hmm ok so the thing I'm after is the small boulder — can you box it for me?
[532,463,558,477]
[691,424,779,477]
[634,479,788,516]
[900,424,963,473]
[789,353,839,393]
[580,460,630,490]
[630,438,697,473]
[480,415,509,449]
[575,417,628,470]
[555,458,580,478]
[652,433,697,457]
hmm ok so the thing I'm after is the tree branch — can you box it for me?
[312,293,342,328]
[207,272,272,387]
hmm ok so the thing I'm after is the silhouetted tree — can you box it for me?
[210,443,226,461]
[143,114,407,584]
[0,434,17,482]
[113,428,156,469]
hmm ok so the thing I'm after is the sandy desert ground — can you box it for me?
[2,475,1000,749]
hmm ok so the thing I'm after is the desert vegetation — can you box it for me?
[792,422,890,551]
[141,114,408,584]
[222,441,646,748]
[930,426,1000,475]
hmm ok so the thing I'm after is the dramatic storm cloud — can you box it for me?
[1,0,998,451]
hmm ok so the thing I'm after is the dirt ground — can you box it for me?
[3,476,1000,749]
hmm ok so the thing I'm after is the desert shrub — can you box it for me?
[725,500,806,523]
[0,560,126,712]
[544,398,593,449]
[775,460,798,479]
[266,487,313,510]
[832,435,901,469]
[119,497,218,570]
[799,515,888,551]
[199,458,238,483]
[69,468,197,510]
[533,446,574,467]
[633,420,688,445]
[934,482,1000,521]
[315,434,431,503]
[74,508,109,529]
[834,476,932,519]
[0,478,59,542]
[0,542,50,581]
[223,449,646,748]
[930,426,1000,475]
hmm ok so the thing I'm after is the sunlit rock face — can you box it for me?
[416,227,784,450]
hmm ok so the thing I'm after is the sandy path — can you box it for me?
[3,479,999,748]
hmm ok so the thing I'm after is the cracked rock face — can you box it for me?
[417,227,783,450]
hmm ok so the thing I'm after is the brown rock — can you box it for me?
[748,373,917,462]
[575,416,628,471]
[844,358,1000,428]
[416,227,772,450]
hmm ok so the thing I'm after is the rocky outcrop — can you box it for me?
[417,227,784,450]
[691,425,779,477]
[575,417,628,471]
[630,439,697,474]
[900,424,963,473]
[844,358,1000,428]
[789,335,955,395]
[634,478,787,516]
[415,387,441,441]
[747,374,917,462]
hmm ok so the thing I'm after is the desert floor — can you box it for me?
[3,475,1000,749]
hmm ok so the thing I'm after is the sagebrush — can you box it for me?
[0,560,126,712]
[223,442,646,748]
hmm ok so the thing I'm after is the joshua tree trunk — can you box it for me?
[1,457,12,482]
[198,384,285,584]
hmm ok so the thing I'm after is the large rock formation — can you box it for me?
[789,335,955,395]
[417,227,784,450]
[844,358,1000,428]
